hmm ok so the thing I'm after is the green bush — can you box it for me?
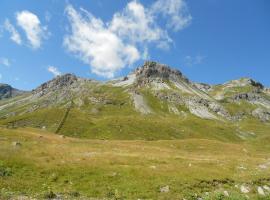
[0,163,12,177]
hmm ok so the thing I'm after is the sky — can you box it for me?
[0,0,269,90]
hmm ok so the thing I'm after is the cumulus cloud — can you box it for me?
[4,19,22,45]
[48,66,61,76]
[64,4,140,78]
[110,1,171,46]
[0,57,10,67]
[16,11,48,49]
[64,0,191,78]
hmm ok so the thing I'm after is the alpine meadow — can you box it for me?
[0,1,270,200]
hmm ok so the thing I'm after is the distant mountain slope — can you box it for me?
[0,84,25,100]
[0,61,269,140]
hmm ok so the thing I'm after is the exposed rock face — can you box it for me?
[33,74,78,97]
[252,108,270,122]
[0,84,24,100]
[132,92,152,114]
[232,92,270,109]
[134,61,189,86]
[187,97,230,119]
[193,83,212,93]
[226,78,264,89]
[233,93,261,101]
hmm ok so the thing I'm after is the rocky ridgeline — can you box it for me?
[226,78,264,89]
[32,74,79,97]
[1,61,270,122]
[0,84,24,100]
[134,61,189,86]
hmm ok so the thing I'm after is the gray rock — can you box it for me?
[0,84,25,100]
[134,61,189,86]
[160,185,170,193]
[252,108,270,122]
[258,186,265,196]
[233,93,261,101]
[193,83,212,93]
[240,185,250,194]
[33,73,78,97]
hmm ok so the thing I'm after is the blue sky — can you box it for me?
[0,0,269,90]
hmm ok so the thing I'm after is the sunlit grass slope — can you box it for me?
[1,128,270,199]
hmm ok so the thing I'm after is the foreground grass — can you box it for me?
[0,128,270,199]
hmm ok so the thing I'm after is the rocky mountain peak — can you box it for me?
[33,73,79,96]
[0,84,25,100]
[0,84,12,100]
[133,61,189,86]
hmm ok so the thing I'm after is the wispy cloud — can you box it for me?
[4,19,22,45]
[0,57,11,67]
[64,0,191,78]
[47,66,61,76]
[151,0,192,31]
[185,55,205,66]
[16,10,49,49]
[45,11,52,22]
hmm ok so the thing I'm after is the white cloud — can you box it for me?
[4,19,22,45]
[16,11,48,49]
[110,1,171,46]
[0,57,10,67]
[64,4,140,78]
[185,55,205,66]
[48,66,61,76]
[64,0,191,78]
[151,0,192,31]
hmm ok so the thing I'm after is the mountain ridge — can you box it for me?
[0,61,269,140]
[2,61,269,92]
[0,83,26,100]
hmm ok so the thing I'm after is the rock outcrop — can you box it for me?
[0,84,24,100]
[252,108,270,122]
[134,61,189,86]
[33,74,79,97]
[226,78,264,89]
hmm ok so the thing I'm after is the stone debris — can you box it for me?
[263,185,270,192]
[12,141,21,147]
[240,185,250,194]
[223,190,229,197]
[257,187,265,196]
[160,185,170,193]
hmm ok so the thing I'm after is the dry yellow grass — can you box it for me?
[0,127,270,199]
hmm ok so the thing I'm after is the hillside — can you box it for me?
[0,84,25,100]
[0,62,270,141]
[0,127,270,199]
[1,61,270,199]
[0,61,269,141]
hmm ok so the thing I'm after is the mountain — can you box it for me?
[0,83,25,100]
[0,61,269,140]
[1,61,270,199]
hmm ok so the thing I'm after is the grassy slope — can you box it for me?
[0,84,269,143]
[1,128,270,199]
[0,84,270,199]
